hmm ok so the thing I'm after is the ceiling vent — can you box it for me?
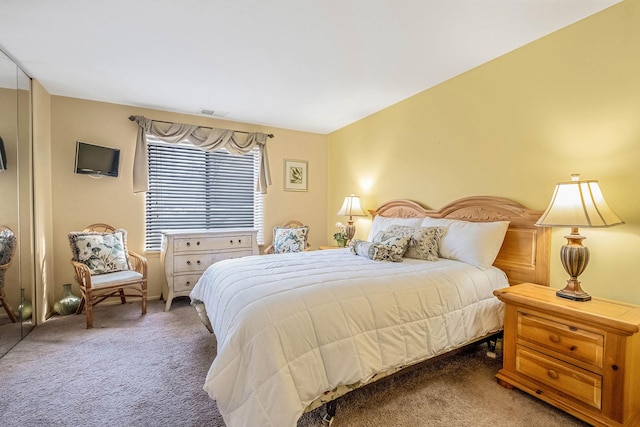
[199,109,229,118]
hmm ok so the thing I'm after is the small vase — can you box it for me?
[18,299,32,321]
[54,284,81,316]
[336,239,347,248]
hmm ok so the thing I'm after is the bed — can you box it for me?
[189,196,550,427]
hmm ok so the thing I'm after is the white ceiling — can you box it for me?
[0,0,620,134]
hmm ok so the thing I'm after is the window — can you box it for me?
[145,138,264,251]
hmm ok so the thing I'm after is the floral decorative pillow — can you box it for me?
[386,225,445,261]
[0,228,16,266]
[372,230,410,262]
[272,226,309,254]
[68,229,131,275]
[0,228,16,288]
[349,239,390,261]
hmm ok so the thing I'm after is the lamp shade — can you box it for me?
[535,175,623,228]
[337,194,367,218]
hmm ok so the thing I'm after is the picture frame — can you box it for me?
[283,159,308,192]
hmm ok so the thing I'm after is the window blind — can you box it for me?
[145,139,264,251]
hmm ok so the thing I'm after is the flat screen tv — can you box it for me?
[74,141,120,177]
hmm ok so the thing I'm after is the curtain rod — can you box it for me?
[128,115,274,138]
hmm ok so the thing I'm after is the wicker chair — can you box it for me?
[0,225,18,323]
[69,224,147,328]
[264,220,311,254]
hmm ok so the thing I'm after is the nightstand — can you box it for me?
[493,283,640,427]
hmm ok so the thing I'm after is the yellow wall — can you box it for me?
[46,97,327,305]
[328,0,640,304]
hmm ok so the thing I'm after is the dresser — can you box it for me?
[160,229,258,311]
[494,283,640,427]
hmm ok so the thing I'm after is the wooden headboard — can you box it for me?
[371,196,550,286]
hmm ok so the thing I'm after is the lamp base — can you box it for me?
[556,229,592,302]
[556,288,592,302]
[345,221,356,244]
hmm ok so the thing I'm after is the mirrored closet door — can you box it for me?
[0,48,34,357]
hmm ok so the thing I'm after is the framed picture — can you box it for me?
[283,159,308,192]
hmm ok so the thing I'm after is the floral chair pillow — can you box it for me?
[68,229,131,275]
[0,227,17,288]
[0,228,16,266]
[272,226,309,254]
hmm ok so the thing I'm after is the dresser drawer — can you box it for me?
[516,345,602,410]
[517,311,604,368]
[173,274,201,292]
[174,235,253,252]
[173,250,254,273]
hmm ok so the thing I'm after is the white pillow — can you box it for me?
[420,217,509,270]
[367,216,423,242]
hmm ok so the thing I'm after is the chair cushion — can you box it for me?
[69,229,131,275]
[272,226,309,254]
[90,270,143,288]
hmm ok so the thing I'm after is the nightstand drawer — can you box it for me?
[174,274,201,292]
[517,311,604,368]
[174,235,253,252]
[516,345,602,410]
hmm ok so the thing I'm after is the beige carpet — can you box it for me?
[0,298,589,427]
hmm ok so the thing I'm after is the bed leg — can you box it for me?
[321,400,337,426]
[486,332,503,359]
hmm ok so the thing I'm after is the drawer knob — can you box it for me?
[197,241,201,246]
[186,281,190,285]
[612,364,619,371]
[197,260,201,265]
[549,334,560,343]
[186,242,191,247]
[547,370,559,380]
[229,239,234,244]
[186,260,191,265]
[237,239,242,243]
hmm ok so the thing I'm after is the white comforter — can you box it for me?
[190,249,508,427]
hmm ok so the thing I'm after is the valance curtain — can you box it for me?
[131,115,272,194]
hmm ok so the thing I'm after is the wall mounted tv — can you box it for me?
[74,141,120,177]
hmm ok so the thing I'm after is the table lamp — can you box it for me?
[337,194,367,243]
[535,174,623,301]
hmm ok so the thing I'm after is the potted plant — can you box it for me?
[333,222,348,247]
